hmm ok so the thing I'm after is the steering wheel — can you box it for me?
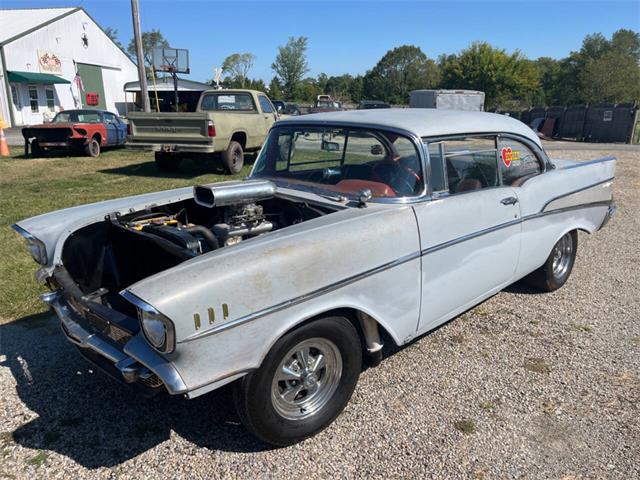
[372,161,421,196]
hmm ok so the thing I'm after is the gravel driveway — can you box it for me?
[1,144,638,479]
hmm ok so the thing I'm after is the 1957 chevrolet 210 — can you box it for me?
[13,109,616,445]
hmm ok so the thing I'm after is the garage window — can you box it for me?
[45,89,55,111]
[28,86,39,113]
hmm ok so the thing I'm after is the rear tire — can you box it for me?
[525,231,577,292]
[155,151,181,171]
[234,316,362,446]
[222,140,244,174]
[84,138,100,157]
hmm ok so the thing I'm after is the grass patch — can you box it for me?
[479,401,496,410]
[25,451,48,467]
[524,357,551,374]
[0,149,247,323]
[454,419,476,434]
[632,336,640,345]
[473,306,490,317]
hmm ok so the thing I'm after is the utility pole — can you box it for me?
[131,0,150,112]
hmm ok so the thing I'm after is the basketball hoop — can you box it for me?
[151,47,190,112]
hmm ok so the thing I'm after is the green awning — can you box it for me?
[7,71,70,84]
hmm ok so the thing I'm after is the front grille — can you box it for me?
[64,297,136,347]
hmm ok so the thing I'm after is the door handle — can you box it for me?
[500,196,518,205]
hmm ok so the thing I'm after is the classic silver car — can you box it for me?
[13,109,616,446]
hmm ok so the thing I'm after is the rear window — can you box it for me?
[200,93,256,112]
[53,111,102,123]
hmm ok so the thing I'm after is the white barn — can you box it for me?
[0,7,138,127]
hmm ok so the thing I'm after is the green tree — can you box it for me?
[583,50,640,103]
[268,77,283,100]
[127,29,169,76]
[439,42,539,109]
[363,45,439,104]
[294,77,321,103]
[271,36,309,100]
[221,53,256,88]
[103,27,123,50]
[348,75,364,103]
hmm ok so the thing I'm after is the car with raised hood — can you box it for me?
[125,89,278,174]
[13,109,616,446]
[22,109,127,158]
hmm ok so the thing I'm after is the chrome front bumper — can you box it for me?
[41,290,188,395]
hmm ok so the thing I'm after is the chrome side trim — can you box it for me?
[541,177,615,212]
[558,156,616,170]
[421,217,522,256]
[178,200,613,343]
[180,250,422,343]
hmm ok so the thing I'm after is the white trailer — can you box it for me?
[410,89,485,111]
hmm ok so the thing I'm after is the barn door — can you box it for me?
[76,63,106,110]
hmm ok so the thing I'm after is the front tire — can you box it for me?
[525,231,577,292]
[84,137,100,157]
[222,140,244,174]
[234,316,362,446]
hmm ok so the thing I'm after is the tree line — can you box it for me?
[105,27,639,109]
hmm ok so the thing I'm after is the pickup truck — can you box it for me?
[126,89,278,173]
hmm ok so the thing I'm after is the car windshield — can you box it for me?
[53,111,102,123]
[251,126,424,199]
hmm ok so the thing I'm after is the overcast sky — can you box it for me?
[4,0,639,82]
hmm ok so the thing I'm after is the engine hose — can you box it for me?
[182,225,220,251]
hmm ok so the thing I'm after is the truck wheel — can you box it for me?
[84,138,100,157]
[30,140,43,157]
[155,152,181,171]
[525,231,577,292]
[234,316,362,446]
[222,141,244,174]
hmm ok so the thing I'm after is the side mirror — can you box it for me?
[321,140,340,152]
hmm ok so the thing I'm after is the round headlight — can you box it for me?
[140,311,167,348]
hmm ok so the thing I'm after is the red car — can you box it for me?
[22,109,127,158]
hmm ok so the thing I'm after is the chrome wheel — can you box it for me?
[271,338,342,421]
[552,233,573,278]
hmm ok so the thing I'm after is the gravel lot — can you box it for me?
[1,143,638,479]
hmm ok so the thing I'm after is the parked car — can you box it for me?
[309,95,343,113]
[22,109,127,158]
[273,100,301,117]
[13,109,616,446]
[358,99,390,109]
[126,89,277,174]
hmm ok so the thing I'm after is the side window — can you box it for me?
[438,136,499,194]
[427,142,447,193]
[258,95,274,113]
[103,113,116,124]
[498,137,542,186]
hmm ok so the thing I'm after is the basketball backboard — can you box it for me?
[152,47,190,74]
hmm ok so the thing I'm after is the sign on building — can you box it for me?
[38,50,62,74]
